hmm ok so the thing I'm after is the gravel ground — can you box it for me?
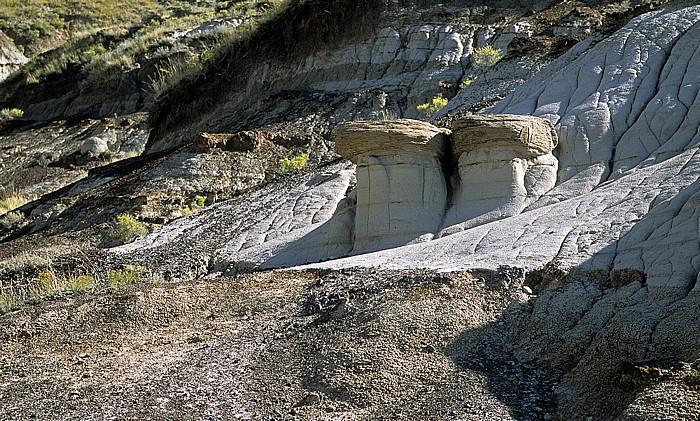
[0,268,556,420]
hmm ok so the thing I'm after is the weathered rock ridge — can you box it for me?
[0,31,27,82]
[147,0,652,154]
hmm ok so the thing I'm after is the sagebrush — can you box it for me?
[472,45,503,69]
[279,153,310,172]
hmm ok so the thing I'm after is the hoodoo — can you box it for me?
[334,119,450,252]
[441,114,558,232]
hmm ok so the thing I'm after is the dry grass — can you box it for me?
[0,253,97,312]
[1,0,288,107]
[0,190,34,215]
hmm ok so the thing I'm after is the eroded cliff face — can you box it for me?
[0,31,27,81]
[145,0,659,154]
[92,6,700,418]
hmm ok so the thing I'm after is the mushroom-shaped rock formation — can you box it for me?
[335,119,450,252]
[441,114,558,233]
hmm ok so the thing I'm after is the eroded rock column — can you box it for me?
[335,119,450,252]
[442,114,558,232]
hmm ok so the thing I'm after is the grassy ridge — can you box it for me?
[0,0,224,56]
[0,0,287,116]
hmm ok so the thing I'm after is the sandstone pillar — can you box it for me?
[442,114,558,232]
[335,119,450,252]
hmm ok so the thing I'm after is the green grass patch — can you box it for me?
[107,264,147,287]
[0,254,96,313]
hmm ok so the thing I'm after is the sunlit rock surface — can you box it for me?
[441,114,558,232]
[335,119,450,251]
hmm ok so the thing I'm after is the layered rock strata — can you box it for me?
[441,114,558,232]
[335,119,450,252]
[0,31,27,81]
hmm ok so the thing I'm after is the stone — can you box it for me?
[79,136,109,157]
[335,119,450,252]
[451,114,558,158]
[0,31,28,81]
[442,114,558,230]
[334,119,450,163]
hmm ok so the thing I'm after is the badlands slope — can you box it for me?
[122,5,700,300]
[3,3,700,420]
[107,7,700,418]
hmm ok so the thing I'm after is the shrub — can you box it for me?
[472,45,503,69]
[416,94,448,117]
[108,264,147,287]
[0,108,24,118]
[109,214,147,245]
[180,194,207,217]
[279,153,310,172]
[34,270,93,294]
[35,270,95,294]
[0,211,24,229]
[459,75,478,89]
[0,260,96,313]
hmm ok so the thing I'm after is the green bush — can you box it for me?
[279,153,310,172]
[180,194,207,217]
[472,45,503,69]
[416,94,448,117]
[0,108,24,118]
[109,214,147,245]
[108,264,147,287]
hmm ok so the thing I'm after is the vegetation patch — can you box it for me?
[279,153,309,172]
[108,214,148,245]
[416,94,448,118]
[0,254,96,313]
[180,194,207,217]
[108,264,147,287]
[472,45,503,69]
[0,0,287,116]
[0,108,23,118]
[0,190,33,215]
[459,75,478,89]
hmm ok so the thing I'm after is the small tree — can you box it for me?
[472,45,503,69]
[416,94,448,117]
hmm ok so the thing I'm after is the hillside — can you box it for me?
[2,0,700,420]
